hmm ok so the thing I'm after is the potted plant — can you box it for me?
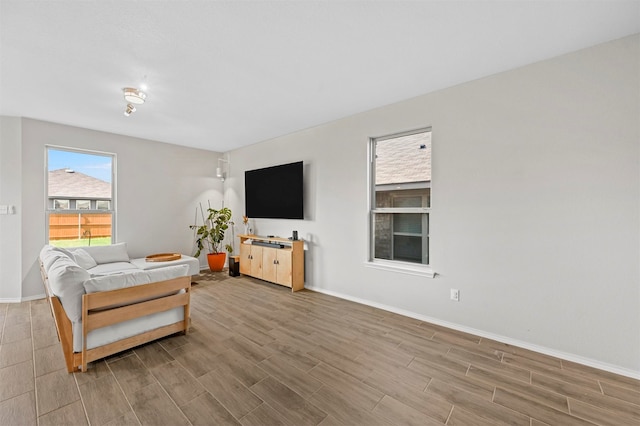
[189,206,233,272]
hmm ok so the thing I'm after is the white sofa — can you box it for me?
[39,243,198,372]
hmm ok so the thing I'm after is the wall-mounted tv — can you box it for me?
[245,161,303,219]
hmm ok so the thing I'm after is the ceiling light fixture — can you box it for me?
[124,103,136,117]
[123,87,146,104]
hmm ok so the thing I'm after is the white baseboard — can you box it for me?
[22,293,46,302]
[305,285,640,380]
[0,293,46,303]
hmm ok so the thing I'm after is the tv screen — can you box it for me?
[245,161,303,219]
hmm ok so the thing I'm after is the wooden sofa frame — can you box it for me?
[39,260,191,372]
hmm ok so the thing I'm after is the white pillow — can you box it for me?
[81,242,129,264]
[40,246,73,272]
[83,264,189,293]
[47,256,91,323]
[72,249,98,270]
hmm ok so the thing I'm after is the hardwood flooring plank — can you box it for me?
[250,376,327,426]
[599,380,640,406]
[0,337,32,369]
[264,340,320,372]
[34,343,67,377]
[150,360,206,406]
[32,325,58,351]
[373,395,444,426]
[307,345,372,381]
[78,374,132,426]
[447,406,501,426]
[198,367,263,419]
[493,387,594,426]
[0,391,36,426]
[38,400,88,426]
[168,342,220,378]
[214,349,269,387]
[108,354,157,398]
[239,403,288,426]
[133,342,174,369]
[426,379,529,425]
[181,391,240,426]
[258,354,323,398]
[35,368,80,416]
[128,382,190,426]
[448,347,531,382]
[363,370,451,423]
[222,336,271,364]
[308,362,384,411]
[532,372,640,420]
[307,385,392,426]
[467,365,569,412]
[569,398,639,426]
[2,321,31,344]
[0,359,34,402]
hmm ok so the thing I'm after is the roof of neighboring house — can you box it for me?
[375,131,431,185]
[48,169,111,199]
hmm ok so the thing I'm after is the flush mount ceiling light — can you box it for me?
[122,87,146,104]
[124,104,136,117]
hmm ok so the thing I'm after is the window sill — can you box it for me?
[364,260,436,278]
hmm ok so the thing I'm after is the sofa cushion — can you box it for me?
[81,242,129,264]
[130,255,200,276]
[83,264,189,294]
[40,246,71,271]
[87,262,138,276]
[47,256,91,323]
[72,249,98,270]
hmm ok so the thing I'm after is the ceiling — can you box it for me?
[1,1,639,153]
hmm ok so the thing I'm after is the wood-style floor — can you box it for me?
[1,272,639,425]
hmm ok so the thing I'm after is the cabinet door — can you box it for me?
[239,244,252,275]
[250,246,264,277]
[275,250,292,286]
[262,247,277,283]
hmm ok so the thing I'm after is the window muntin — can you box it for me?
[46,147,115,247]
[370,128,431,267]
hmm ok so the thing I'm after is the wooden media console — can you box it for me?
[238,234,304,291]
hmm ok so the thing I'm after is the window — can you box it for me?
[76,200,90,210]
[369,128,431,272]
[96,200,110,210]
[53,199,70,210]
[46,147,115,247]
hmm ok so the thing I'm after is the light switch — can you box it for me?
[0,205,8,215]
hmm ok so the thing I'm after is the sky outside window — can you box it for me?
[48,149,112,183]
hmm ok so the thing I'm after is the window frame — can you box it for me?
[366,127,434,278]
[45,145,116,245]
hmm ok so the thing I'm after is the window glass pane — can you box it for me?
[48,212,112,247]
[394,213,422,234]
[393,235,422,263]
[374,130,431,207]
[76,200,90,210]
[96,200,110,210]
[54,199,69,210]
[374,212,428,265]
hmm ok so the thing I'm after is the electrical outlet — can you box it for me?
[450,289,460,302]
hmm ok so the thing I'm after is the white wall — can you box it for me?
[0,117,23,301]
[1,118,222,300]
[225,35,640,376]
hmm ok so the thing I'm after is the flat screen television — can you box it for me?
[245,161,303,219]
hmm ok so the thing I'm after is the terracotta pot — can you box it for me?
[207,253,226,272]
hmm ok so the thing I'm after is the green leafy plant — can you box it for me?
[189,206,233,257]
